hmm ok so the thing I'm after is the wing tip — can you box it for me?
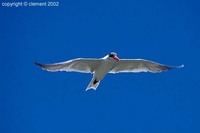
[35,62,50,70]
[35,62,44,68]
[155,64,184,72]
[177,64,184,68]
[35,61,40,66]
[164,64,184,70]
[170,64,184,69]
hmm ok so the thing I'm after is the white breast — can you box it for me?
[94,59,115,81]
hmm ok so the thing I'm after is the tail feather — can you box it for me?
[86,79,100,91]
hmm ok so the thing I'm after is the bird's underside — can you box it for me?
[35,52,184,91]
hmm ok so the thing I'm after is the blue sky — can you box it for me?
[1,0,200,132]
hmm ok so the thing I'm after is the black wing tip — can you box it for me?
[34,62,45,68]
[35,62,41,66]
[161,65,174,71]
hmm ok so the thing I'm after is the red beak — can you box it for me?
[114,55,120,61]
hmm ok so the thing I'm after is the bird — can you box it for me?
[35,52,184,91]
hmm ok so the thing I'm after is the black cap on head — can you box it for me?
[108,52,117,58]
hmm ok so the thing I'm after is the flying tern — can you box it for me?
[35,52,184,91]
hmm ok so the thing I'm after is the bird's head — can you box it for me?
[108,52,120,61]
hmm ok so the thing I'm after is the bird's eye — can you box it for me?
[109,54,114,58]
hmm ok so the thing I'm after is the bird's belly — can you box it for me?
[94,61,114,80]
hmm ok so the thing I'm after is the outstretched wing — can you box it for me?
[109,59,184,73]
[35,58,101,73]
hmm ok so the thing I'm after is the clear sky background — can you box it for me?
[1,0,200,132]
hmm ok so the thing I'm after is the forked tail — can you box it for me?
[86,78,100,91]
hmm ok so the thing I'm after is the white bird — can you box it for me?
[35,52,184,91]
